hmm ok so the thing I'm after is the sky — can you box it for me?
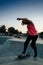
[0,0,43,33]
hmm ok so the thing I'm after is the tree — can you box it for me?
[39,32,43,38]
[15,30,19,34]
[19,31,22,34]
[0,25,6,33]
[8,27,15,36]
[0,27,1,33]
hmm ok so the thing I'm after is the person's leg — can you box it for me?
[31,35,38,57]
[22,35,31,54]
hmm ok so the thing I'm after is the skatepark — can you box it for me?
[0,36,43,65]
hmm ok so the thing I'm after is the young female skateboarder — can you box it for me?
[17,18,38,57]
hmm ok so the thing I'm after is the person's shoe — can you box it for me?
[20,53,26,56]
[34,51,37,57]
[34,54,37,57]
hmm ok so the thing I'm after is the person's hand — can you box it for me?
[17,18,20,20]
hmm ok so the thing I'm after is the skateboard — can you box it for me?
[18,54,30,59]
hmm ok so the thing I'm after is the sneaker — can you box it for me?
[34,54,37,57]
[20,53,26,56]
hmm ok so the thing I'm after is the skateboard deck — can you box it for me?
[18,54,30,59]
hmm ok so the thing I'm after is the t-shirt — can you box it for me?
[27,24,38,36]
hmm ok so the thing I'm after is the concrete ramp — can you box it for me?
[0,38,43,65]
[0,56,43,65]
[0,38,43,58]
[0,36,13,44]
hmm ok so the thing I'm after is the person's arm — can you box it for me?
[17,18,33,25]
[17,18,27,20]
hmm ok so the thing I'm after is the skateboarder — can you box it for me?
[17,18,38,57]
